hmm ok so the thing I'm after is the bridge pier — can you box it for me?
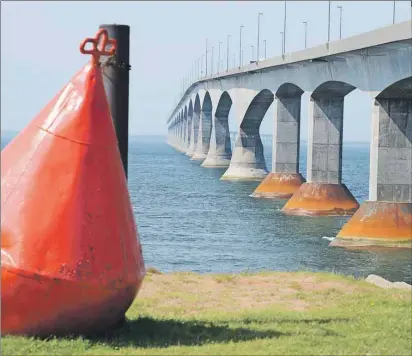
[191,94,212,161]
[252,87,306,198]
[202,92,232,168]
[181,116,188,152]
[282,86,359,216]
[221,89,272,181]
[170,118,179,149]
[169,123,178,149]
[220,132,268,180]
[333,93,412,247]
[185,109,192,153]
[201,115,232,167]
[176,117,182,151]
[185,113,197,156]
[167,126,171,145]
[175,123,180,149]
[186,100,200,157]
[181,111,188,151]
[176,116,185,152]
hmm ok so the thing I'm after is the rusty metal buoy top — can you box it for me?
[79,29,117,65]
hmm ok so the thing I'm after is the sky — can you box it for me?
[1,1,411,142]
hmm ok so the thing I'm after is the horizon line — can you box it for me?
[0,130,369,144]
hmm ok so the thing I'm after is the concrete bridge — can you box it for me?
[166,21,412,248]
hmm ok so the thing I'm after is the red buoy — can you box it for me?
[1,30,145,336]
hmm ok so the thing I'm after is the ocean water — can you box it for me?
[129,136,411,283]
[2,133,411,283]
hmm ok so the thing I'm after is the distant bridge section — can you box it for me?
[167,21,412,248]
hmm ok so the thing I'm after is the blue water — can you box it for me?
[2,133,411,283]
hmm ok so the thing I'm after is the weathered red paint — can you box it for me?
[331,201,412,248]
[1,31,145,336]
[251,173,306,199]
[281,182,359,216]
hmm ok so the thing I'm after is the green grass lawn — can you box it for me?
[2,270,411,355]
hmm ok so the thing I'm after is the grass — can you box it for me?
[2,270,411,355]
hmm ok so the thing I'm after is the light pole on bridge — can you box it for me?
[211,46,214,76]
[280,32,284,55]
[201,54,205,78]
[303,21,307,48]
[283,1,287,54]
[393,0,396,24]
[205,38,208,77]
[226,34,231,72]
[193,61,195,82]
[264,39,267,58]
[218,41,222,74]
[257,12,263,62]
[239,25,244,68]
[337,6,343,39]
[250,44,254,62]
[327,0,331,42]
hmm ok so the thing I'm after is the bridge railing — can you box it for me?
[229,132,273,149]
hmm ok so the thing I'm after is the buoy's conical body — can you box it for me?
[1,63,145,336]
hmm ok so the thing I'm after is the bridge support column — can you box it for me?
[170,126,176,147]
[221,89,272,180]
[175,120,181,150]
[186,111,199,157]
[180,116,189,152]
[176,119,183,152]
[172,122,178,149]
[202,91,232,168]
[202,114,232,167]
[185,113,192,154]
[191,107,212,161]
[173,125,177,148]
[170,125,176,148]
[180,119,186,152]
[332,97,412,248]
[282,95,359,216]
[167,127,171,145]
[221,131,268,180]
[252,94,305,198]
